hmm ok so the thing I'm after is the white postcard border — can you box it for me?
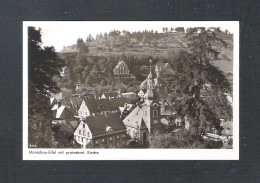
[23,21,239,160]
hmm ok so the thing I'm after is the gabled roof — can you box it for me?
[84,98,99,113]
[70,97,83,107]
[84,113,126,136]
[156,61,175,75]
[113,60,129,70]
[56,106,66,118]
[69,120,79,129]
[123,106,148,129]
[82,97,126,113]
[96,99,111,112]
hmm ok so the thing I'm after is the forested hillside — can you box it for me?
[57,28,233,93]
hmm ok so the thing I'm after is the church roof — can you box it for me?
[123,106,148,129]
[84,113,126,136]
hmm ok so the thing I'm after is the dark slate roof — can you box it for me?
[84,98,99,113]
[83,98,127,113]
[105,113,126,131]
[84,113,126,136]
[110,97,127,108]
[69,120,79,129]
[96,99,111,112]
[103,92,118,98]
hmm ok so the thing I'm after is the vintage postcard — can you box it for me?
[23,21,239,160]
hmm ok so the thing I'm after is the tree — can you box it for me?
[150,129,221,149]
[175,27,185,33]
[185,27,227,65]
[170,28,232,135]
[28,27,65,147]
[29,27,65,96]
[86,34,94,42]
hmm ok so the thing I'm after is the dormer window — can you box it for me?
[106,126,113,132]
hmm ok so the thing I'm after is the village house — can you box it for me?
[155,60,175,81]
[51,104,78,133]
[77,97,127,119]
[74,113,127,148]
[113,60,136,80]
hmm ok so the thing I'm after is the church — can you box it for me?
[123,61,172,147]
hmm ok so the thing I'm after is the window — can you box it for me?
[110,137,113,141]
[102,139,105,143]
[95,141,99,144]
[83,124,85,128]
[87,132,90,137]
[79,130,81,135]
[82,138,84,143]
[78,136,80,141]
[122,134,125,138]
[117,135,120,139]
[153,110,158,117]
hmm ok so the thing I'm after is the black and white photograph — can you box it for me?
[23,21,239,160]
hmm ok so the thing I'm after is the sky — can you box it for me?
[25,21,236,52]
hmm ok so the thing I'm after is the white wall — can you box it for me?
[74,121,92,148]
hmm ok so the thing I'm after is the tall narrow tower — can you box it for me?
[143,60,161,132]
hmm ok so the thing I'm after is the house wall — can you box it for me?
[91,132,127,148]
[74,121,92,148]
[78,100,91,119]
[113,62,130,76]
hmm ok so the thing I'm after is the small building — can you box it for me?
[155,60,175,80]
[113,60,130,76]
[77,97,127,119]
[74,113,127,148]
[137,90,145,98]
[113,60,136,80]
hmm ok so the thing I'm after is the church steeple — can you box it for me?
[144,60,158,104]
[147,59,155,90]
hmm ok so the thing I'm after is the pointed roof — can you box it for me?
[113,60,129,70]
[123,106,149,130]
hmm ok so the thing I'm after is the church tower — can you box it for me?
[143,60,161,133]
